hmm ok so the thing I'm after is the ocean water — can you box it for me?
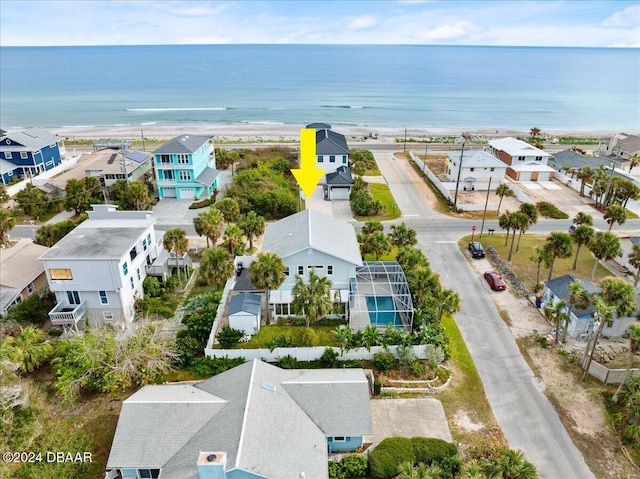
[1,44,638,131]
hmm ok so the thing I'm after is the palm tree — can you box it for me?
[544,232,573,281]
[629,244,640,287]
[573,211,593,227]
[629,152,640,173]
[249,252,285,325]
[529,127,541,138]
[563,280,590,343]
[193,208,224,248]
[0,185,8,204]
[575,166,594,197]
[613,324,640,402]
[199,247,233,289]
[163,228,188,284]
[291,269,333,328]
[519,202,538,226]
[214,197,241,223]
[396,246,429,271]
[125,180,150,210]
[530,246,553,289]
[588,231,621,281]
[499,210,516,246]
[436,288,461,331]
[544,300,567,344]
[571,225,594,271]
[484,447,538,479]
[407,266,439,309]
[0,208,16,246]
[603,204,627,231]
[511,211,530,256]
[389,222,417,248]
[238,211,265,250]
[333,327,353,356]
[0,326,54,373]
[361,324,382,351]
[222,223,245,255]
[495,183,515,215]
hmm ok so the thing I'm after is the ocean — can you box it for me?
[1,44,638,131]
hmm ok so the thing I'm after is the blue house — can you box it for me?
[153,135,219,200]
[0,129,66,185]
[107,359,372,479]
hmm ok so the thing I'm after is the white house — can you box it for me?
[445,149,507,190]
[488,137,554,182]
[306,123,350,175]
[227,292,261,337]
[39,205,164,331]
[324,165,353,200]
[618,236,640,275]
[261,208,362,319]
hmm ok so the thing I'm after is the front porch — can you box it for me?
[49,300,87,331]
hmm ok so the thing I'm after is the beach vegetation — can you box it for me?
[291,269,333,328]
[193,207,225,248]
[535,201,569,219]
[3,289,56,325]
[237,210,265,250]
[198,246,234,289]
[214,147,240,169]
[349,148,379,175]
[249,252,285,324]
[0,208,16,246]
[15,183,59,219]
[213,197,241,223]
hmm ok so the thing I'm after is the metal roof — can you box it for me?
[228,292,261,315]
[489,137,550,158]
[153,135,212,154]
[261,209,362,266]
[0,129,62,152]
[314,128,349,156]
[326,165,353,185]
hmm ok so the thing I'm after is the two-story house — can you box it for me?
[0,128,67,184]
[153,135,219,200]
[445,149,507,191]
[307,123,350,175]
[39,205,164,331]
[602,132,640,162]
[106,359,372,479]
[0,239,49,316]
[488,137,554,182]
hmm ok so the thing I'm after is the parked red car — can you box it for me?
[484,271,506,291]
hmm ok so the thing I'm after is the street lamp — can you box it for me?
[452,133,471,211]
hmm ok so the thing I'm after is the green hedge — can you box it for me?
[536,201,569,219]
[411,437,458,465]
[369,437,415,478]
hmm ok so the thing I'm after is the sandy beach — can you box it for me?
[51,123,637,143]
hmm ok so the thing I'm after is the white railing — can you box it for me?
[49,300,87,324]
[205,275,237,350]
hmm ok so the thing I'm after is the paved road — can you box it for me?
[373,149,596,479]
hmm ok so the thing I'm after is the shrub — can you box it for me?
[411,437,458,465]
[187,356,245,377]
[369,437,416,478]
[175,335,202,367]
[319,347,339,368]
[216,326,244,349]
[302,328,319,346]
[536,201,568,219]
[373,351,396,373]
[278,355,298,369]
[339,454,368,478]
[438,455,463,479]
[143,276,162,298]
[373,379,382,395]
[328,461,346,479]
[425,345,445,368]
[4,290,55,325]
[410,361,424,377]
[268,334,294,352]
[397,344,417,368]
[48,328,63,338]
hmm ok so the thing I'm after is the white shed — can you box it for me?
[228,292,262,337]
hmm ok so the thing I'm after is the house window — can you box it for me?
[50,268,72,280]
[130,277,135,289]
[137,268,141,281]
[308,265,323,271]
[283,266,289,276]
[67,291,80,305]
[298,266,304,275]
[123,262,129,275]
[50,143,56,148]
[275,303,290,315]
[329,155,336,163]
[327,265,333,275]
[139,469,160,479]
[159,155,171,164]
[535,156,542,162]
[177,154,189,164]
[470,167,475,172]
[162,170,174,180]
[490,167,495,172]
[147,233,152,247]
[142,238,147,251]
[103,311,114,321]
[4,152,11,159]
[518,156,525,161]
[179,171,191,181]
[99,291,109,304]
[333,436,346,442]
[317,155,323,163]
[20,152,28,159]
[27,282,34,294]
[342,155,347,164]
[129,247,138,261]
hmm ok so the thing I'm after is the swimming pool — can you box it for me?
[366,296,404,327]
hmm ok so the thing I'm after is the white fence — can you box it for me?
[408,151,453,201]
[585,361,640,384]
[205,275,237,349]
[6,156,81,196]
[205,344,433,363]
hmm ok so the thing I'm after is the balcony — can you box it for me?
[49,300,87,326]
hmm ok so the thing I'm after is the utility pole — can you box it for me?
[141,129,146,151]
[452,142,466,212]
[479,177,492,238]
[423,142,428,174]
[403,127,407,152]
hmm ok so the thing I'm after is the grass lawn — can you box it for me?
[438,314,503,443]
[363,246,399,261]
[354,183,402,221]
[460,233,614,289]
[364,168,382,176]
[626,208,639,220]
[237,324,340,349]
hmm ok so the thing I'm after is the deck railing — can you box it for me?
[49,300,87,325]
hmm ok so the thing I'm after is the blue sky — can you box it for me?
[1,1,638,47]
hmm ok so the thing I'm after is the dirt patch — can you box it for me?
[453,411,484,432]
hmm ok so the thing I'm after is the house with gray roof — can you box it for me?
[602,132,640,161]
[38,204,166,331]
[106,359,372,479]
[0,128,67,185]
[0,239,49,316]
[547,149,612,173]
[306,123,350,175]
[261,209,362,320]
[324,165,353,200]
[227,291,262,336]
[153,135,219,200]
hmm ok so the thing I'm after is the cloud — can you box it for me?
[602,5,640,28]
[416,20,478,41]
[348,15,377,30]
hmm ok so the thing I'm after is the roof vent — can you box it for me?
[207,454,217,462]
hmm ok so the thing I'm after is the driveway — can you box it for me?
[366,398,452,448]
[152,199,200,229]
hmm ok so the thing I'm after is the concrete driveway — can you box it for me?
[366,398,452,448]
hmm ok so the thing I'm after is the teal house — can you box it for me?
[153,135,219,200]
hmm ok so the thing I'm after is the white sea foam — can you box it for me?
[126,107,227,112]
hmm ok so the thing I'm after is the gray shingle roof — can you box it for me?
[306,122,332,130]
[195,166,220,186]
[0,129,62,151]
[153,135,212,154]
[0,158,17,174]
[261,209,362,266]
[326,165,353,186]
[124,150,151,163]
[108,360,370,478]
[548,149,611,171]
[545,274,600,317]
[228,292,261,315]
[314,128,349,155]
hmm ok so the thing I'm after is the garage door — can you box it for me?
[180,188,195,200]
[537,172,550,181]
[331,187,351,200]
[162,187,176,198]
[519,171,532,182]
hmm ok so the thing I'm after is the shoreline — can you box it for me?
[45,123,637,143]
